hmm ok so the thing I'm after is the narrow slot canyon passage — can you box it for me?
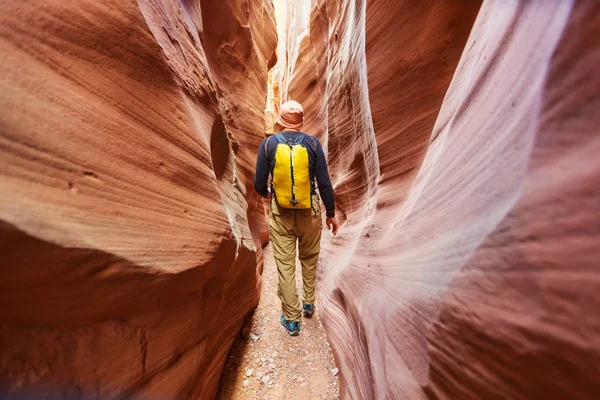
[218,1,339,397]
[0,0,598,399]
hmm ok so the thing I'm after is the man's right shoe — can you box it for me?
[280,315,300,336]
[303,303,314,318]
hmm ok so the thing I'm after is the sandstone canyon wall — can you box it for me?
[2,0,599,398]
[0,0,275,398]
[278,0,599,399]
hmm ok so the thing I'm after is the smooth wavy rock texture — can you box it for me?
[277,0,599,399]
[0,0,275,398]
[2,0,599,399]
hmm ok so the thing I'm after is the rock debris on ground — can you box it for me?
[218,244,339,399]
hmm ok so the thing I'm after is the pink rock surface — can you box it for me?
[0,0,275,398]
[426,2,600,398]
[278,0,599,399]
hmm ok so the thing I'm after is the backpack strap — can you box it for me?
[295,134,306,146]
[304,135,318,194]
[282,133,306,147]
[264,134,283,158]
[274,133,285,144]
[267,134,286,178]
[272,132,307,148]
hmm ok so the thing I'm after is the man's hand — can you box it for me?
[326,217,339,236]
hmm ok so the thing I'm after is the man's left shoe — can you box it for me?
[303,303,314,318]
[280,315,300,336]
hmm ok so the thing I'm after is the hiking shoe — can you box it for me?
[280,315,300,336]
[303,303,314,318]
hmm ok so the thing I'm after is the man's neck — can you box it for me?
[282,128,299,132]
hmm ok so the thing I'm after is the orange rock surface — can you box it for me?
[0,0,275,398]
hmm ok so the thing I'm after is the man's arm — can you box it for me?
[254,138,270,198]
[314,138,335,218]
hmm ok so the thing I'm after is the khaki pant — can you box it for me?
[269,195,322,322]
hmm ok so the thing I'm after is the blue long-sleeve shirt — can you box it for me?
[254,131,335,217]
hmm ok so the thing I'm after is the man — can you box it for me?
[254,100,339,336]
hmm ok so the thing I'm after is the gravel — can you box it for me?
[217,245,340,399]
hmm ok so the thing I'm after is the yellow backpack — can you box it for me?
[270,133,312,209]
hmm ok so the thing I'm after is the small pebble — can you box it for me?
[332,368,339,376]
[271,351,278,358]
[250,333,260,341]
[243,379,250,387]
[245,369,253,377]
[261,375,270,384]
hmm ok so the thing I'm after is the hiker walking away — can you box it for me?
[254,100,339,336]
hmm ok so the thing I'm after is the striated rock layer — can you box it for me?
[0,0,275,398]
[278,0,600,399]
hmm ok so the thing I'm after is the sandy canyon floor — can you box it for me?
[218,245,339,400]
